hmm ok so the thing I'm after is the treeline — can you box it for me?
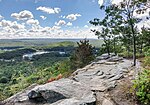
[43,46,75,52]
[0,46,24,50]
[0,48,36,60]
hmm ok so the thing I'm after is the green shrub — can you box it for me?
[118,51,133,58]
[143,47,150,55]
[132,69,150,105]
[118,51,144,58]
[145,48,150,57]
[26,75,40,83]
[143,57,150,68]
[70,39,95,69]
[0,76,9,83]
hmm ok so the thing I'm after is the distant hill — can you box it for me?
[0,38,103,48]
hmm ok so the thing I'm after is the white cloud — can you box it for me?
[55,20,66,26]
[11,10,34,20]
[40,15,47,20]
[111,0,123,5]
[98,0,104,6]
[63,16,66,18]
[0,20,25,38]
[66,14,81,21]
[11,21,25,29]
[0,20,11,27]
[36,6,61,14]
[0,24,97,39]
[0,20,25,29]
[59,15,66,19]
[0,15,3,20]
[133,8,150,20]
[51,26,61,30]
[66,22,72,26]
[134,8,150,30]
[136,19,150,30]
[26,19,39,25]
[98,0,123,6]
[84,25,88,28]
[54,8,61,14]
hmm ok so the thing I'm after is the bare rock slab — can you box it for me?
[4,79,96,105]
[102,98,114,105]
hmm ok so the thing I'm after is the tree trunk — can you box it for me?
[129,14,136,66]
[133,34,136,66]
[104,39,110,56]
[114,38,117,55]
[130,23,136,66]
[106,43,110,56]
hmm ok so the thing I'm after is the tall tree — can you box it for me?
[94,0,149,66]
[90,5,122,55]
[118,0,150,65]
[70,39,95,69]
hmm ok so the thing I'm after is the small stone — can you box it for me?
[99,75,106,79]
[109,74,123,81]
[107,74,116,79]
[17,96,28,102]
[105,72,111,75]
[97,71,104,76]
[91,86,106,92]
[104,62,117,65]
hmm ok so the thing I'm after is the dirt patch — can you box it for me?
[108,77,138,105]
[95,74,142,105]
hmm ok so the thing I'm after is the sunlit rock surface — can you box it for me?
[3,56,136,105]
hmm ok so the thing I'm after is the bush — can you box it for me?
[132,69,150,105]
[143,57,150,68]
[118,51,133,58]
[145,48,150,57]
[26,75,40,83]
[0,76,9,83]
[143,47,150,55]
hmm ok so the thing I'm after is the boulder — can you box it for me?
[4,79,96,105]
[28,90,66,104]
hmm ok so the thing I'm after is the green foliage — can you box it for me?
[143,48,150,68]
[118,51,133,58]
[145,48,150,57]
[144,57,150,68]
[0,48,36,60]
[0,76,9,83]
[0,40,99,100]
[70,39,95,69]
[132,69,150,105]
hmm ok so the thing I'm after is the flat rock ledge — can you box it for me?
[3,55,134,105]
[3,79,96,105]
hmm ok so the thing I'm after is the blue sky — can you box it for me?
[0,0,105,39]
[0,0,149,39]
[0,0,104,27]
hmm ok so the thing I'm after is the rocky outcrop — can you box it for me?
[3,56,134,105]
[3,79,96,105]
